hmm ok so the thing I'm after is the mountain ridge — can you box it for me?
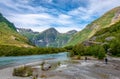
[66,6,120,46]
[0,13,16,31]
[0,13,32,47]
[18,28,77,47]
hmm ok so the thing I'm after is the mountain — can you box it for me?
[66,6,120,46]
[17,28,39,43]
[32,28,60,47]
[88,21,120,56]
[18,28,77,47]
[0,13,32,47]
[89,21,120,43]
[66,30,77,35]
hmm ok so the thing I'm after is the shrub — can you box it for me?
[110,39,120,56]
[97,47,106,59]
[79,44,106,59]
[72,44,85,56]
[13,66,33,77]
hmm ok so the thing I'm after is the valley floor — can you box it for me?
[0,57,120,79]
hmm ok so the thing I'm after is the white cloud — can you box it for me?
[0,0,120,33]
[0,0,48,14]
[48,0,53,3]
[5,12,83,33]
[59,14,71,19]
[55,26,81,33]
[68,0,120,21]
[7,13,55,27]
[88,0,120,15]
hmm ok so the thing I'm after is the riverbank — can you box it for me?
[0,52,69,69]
[0,58,120,79]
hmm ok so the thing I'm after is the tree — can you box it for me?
[110,39,120,56]
[72,44,85,56]
[97,47,106,59]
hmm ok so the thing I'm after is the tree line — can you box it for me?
[65,44,106,59]
[0,45,66,56]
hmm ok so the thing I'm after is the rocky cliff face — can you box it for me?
[33,28,60,47]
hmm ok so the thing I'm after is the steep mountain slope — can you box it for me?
[90,21,120,56]
[66,6,120,46]
[0,13,32,47]
[18,28,77,47]
[0,13,16,31]
[54,30,77,47]
[33,28,59,47]
[17,28,39,43]
[90,21,120,43]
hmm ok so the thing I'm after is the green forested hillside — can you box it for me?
[0,13,32,47]
[66,6,120,46]
[92,21,120,42]
[0,13,16,31]
[65,22,120,59]
[90,21,120,56]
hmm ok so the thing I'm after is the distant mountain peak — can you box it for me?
[18,27,77,47]
[45,27,57,31]
[17,28,33,32]
[42,27,59,34]
[66,30,77,34]
[48,27,56,30]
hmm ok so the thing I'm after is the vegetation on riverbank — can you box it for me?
[65,44,106,59]
[65,20,120,59]
[92,21,120,57]
[13,66,33,77]
[0,45,66,56]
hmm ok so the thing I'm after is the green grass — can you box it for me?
[0,22,31,47]
[92,21,120,42]
[66,29,92,46]
[13,66,33,77]
[0,13,32,47]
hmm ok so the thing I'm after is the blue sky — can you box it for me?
[0,0,120,33]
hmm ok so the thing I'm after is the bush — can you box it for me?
[13,66,33,77]
[72,44,85,56]
[0,45,66,56]
[89,45,105,59]
[97,47,106,59]
[110,39,120,56]
[71,44,106,59]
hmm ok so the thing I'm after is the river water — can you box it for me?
[0,52,69,69]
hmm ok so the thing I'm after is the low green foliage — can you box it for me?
[65,44,106,59]
[110,39,120,56]
[72,44,85,56]
[0,45,66,56]
[13,66,33,77]
[86,45,106,59]
[92,21,120,57]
